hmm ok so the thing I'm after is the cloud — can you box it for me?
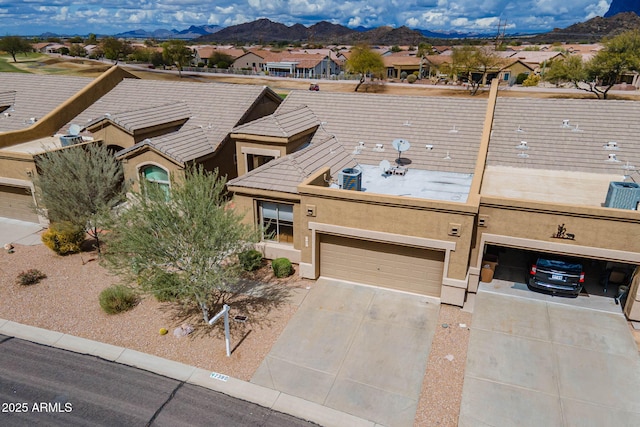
[0,0,617,36]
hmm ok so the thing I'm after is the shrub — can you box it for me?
[515,73,529,85]
[522,74,540,87]
[99,285,139,314]
[400,71,408,80]
[407,74,417,84]
[272,257,293,278]
[41,222,85,255]
[16,269,47,286]
[239,249,263,271]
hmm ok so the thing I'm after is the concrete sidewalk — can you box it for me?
[251,278,441,427]
[459,287,640,426]
[0,318,375,427]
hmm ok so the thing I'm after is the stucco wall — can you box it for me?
[0,154,35,181]
[123,149,183,192]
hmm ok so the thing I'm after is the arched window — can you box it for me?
[140,165,170,198]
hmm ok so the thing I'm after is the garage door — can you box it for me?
[0,184,39,222]
[320,234,445,297]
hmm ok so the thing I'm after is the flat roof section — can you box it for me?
[331,164,473,202]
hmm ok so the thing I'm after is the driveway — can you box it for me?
[0,217,43,247]
[251,277,440,427]
[459,284,640,426]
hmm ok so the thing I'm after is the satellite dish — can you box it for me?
[69,124,81,135]
[392,138,410,164]
[392,138,410,152]
[379,159,391,174]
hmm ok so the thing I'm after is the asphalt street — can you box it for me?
[0,334,316,426]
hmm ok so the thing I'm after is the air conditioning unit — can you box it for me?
[604,181,640,210]
[59,135,83,147]
[338,167,362,191]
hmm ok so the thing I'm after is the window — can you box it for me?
[247,153,274,172]
[259,202,293,244]
[503,72,510,81]
[140,165,170,199]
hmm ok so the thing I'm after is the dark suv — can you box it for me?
[528,257,585,297]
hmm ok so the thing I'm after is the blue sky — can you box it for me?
[0,0,613,36]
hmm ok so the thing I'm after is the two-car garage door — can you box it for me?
[0,184,39,222]
[320,234,445,297]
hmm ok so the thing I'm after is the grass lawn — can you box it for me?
[0,55,31,73]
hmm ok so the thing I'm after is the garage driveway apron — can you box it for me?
[459,286,640,426]
[251,277,440,427]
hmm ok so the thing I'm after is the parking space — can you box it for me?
[460,287,640,426]
[484,245,636,302]
[251,277,440,427]
[0,217,44,247]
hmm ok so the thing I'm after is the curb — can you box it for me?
[0,319,377,427]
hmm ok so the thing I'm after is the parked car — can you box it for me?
[528,256,585,297]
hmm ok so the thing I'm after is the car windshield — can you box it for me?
[537,258,582,271]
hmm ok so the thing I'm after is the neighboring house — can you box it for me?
[232,50,273,71]
[192,46,245,66]
[227,82,640,309]
[382,53,425,79]
[497,50,565,75]
[0,67,281,223]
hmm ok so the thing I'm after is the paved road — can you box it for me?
[0,335,316,426]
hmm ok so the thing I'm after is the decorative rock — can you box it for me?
[173,323,194,338]
[441,323,449,328]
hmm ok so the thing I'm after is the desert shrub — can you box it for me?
[41,222,85,255]
[515,72,529,85]
[407,74,417,83]
[400,71,408,80]
[99,285,139,314]
[239,249,263,271]
[522,74,540,87]
[272,257,293,278]
[16,269,47,286]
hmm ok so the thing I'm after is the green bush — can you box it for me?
[41,222,85,255]
[239,249,263,271]
[407,74,417,84]
[400,71,408,80]
[272,257,293,278]
[515,73,529,85]
[99,285,139,314]
[16,269,47,286]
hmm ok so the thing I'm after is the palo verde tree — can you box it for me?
[0,36,33,62]
[33,143,128,253]
[345,44,385,92]
[100,37,132,63]
[451,45,502,95]
[162,39,193,77]
[102,166,260,323]
[543,30,640,99]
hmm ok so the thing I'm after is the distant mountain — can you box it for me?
[605,0,640,17]
[195,18,468,45]
[114,25,222,40]
[529,12,640,43]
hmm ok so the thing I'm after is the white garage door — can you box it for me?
[0,184,39,222]
[320,234,445,297]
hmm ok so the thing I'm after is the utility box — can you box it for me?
[604,181,640,210]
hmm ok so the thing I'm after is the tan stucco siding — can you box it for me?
[472,199,640,267]
[299,193,474,281]
[0,154,36,181]
[91,125,135,150]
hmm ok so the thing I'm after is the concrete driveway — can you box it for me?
[460,284,640,426]
[251,277,440,427]
[0,217,43,247]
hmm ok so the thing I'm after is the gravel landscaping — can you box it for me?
[1,241,471,426]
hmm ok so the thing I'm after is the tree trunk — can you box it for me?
[354,75,365,92]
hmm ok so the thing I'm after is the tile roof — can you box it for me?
[0,73,93,133]
[117,126,214,164]
[229,91,488,194]
[487,97,640,175]
[67,78,275,162]
[86,102,191,133]
[232,106,319,138]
